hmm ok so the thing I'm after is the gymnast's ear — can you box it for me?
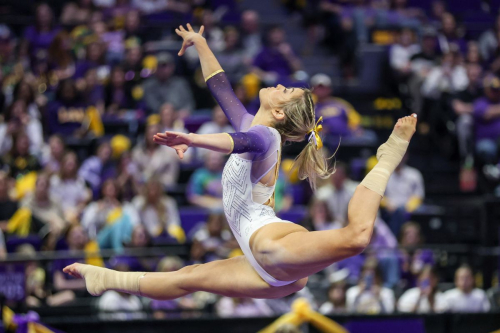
[272,108,285,121]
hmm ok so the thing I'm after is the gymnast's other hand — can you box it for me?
[153,131,194,159]
[175,23,205,56]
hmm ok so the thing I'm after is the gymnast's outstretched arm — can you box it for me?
[176,24,252,131]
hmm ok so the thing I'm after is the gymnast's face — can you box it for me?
[259,84,304,116]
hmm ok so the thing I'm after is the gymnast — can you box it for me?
[64,24,417,300]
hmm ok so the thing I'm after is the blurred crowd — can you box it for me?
[0,0,499,320]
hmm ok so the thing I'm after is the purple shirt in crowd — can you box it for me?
[473,97,500,141]
[46,100,88,136]
[315,98,354,137]
[253,47,293,77]
[23,26,60,60]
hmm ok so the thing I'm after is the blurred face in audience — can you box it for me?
[156,62,175,81]
[160,103,176,127]
[268,27,285,46]
[111,67,125,88]
[466,63,482,86]
[455,267,474,293]
[442,13,456,35]
[85,69,98,89]
[16,80,34,102]
[61,152,78,179]
[15,133,30,156]
[205,151,224,172]
[466,42,481,64]
[224,28,240,51]
[328,282,346,306]
[125,10,141,32]
[35,174,50,201]
[126,46,142,66]
[0,173,8,199]
[131,225,149,247]
[102,180,118,200]
[207,214,224,237]
[60,81,77,102]
[97,142,112,162]
[213,105,228,127]
[400,29,414,47]
[400,223,421,246]
[146,124,160,147]
[36,4,53,28]
[146,181,162,203]
[313,84,332,101]
[418,267,438,290]
[10,100,28,121]
[422,36,437,54]
[87,42,103,62]
[67,225,88,250]
[331,165,346,189]
[241,10,259,34]
[49,136,65,160]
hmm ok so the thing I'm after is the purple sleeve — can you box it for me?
[229,125,272,155]
[206,72,253,131]
[473,98,489,119]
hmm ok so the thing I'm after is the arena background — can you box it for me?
[0,0,499,332]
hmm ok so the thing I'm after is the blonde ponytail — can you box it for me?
[273,88,336,190]
[294,140,335,190]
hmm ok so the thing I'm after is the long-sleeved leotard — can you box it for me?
[206,71,281,184]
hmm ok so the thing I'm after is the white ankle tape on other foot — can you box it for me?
[360,133,409,197]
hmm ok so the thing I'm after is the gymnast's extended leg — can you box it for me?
[63,256,307,300]
[248,115,417,281]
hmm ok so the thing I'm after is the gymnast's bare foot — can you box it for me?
[63,263,107,296]
[393,113,417,142]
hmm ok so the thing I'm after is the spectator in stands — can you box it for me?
[465,41,482,65]
[41,135,66,175]
[346,258,395,314]
[437,12,466,54]
[20,173,67,250]
[302,198,338,231]
[240,10,262,59]
[196,105,234,160]
[191,212,237,263]
[383,153,424,235]
[421,51,468,101]
[81,179,140,251]
[20,244,49,307]
[132,118,180,188]
[74,41,107,80]
[216,297,273,318]
[159,103,187,133]
[215,27,248,83]
[79,140,114,198]
[142,52,194,114]
[13,79,43,119]
[115,151,139,202]
[479,13,500,63]
[390,28,420,85]
[398,222,434,289]
[52,225,89,296]
[122,43,145,91]
[0,171,17,232]
[368,218,399,289]
[2,131,42,179]
[252,26,301,86]
[0,99,44,157]
[50,151,91,223]
[473,75,500,166]
[398,265,448,313]
[315,162,358,225]
[265,287,318,315]
[105,65,135,114]
[132,178,182,240]
[21,3,60,65]
[187,151,224,209]
[131,0,190,15]
[452,63,483,167]
[408,28,439,115]
[119,225,157,272]
[47,32,76,81]
[123,10,147,43]
[78,68,105,113]
[310,74,376,146]
[46,79,95,138]
[444,264,491,313]
[61,0,95,26]
[319,279,348,314]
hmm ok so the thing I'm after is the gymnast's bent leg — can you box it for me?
[63,256,307,300]
[249,115,417,282]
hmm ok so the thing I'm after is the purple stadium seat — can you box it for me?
[179,207,210,235]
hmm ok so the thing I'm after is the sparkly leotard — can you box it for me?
[207,70,296,287]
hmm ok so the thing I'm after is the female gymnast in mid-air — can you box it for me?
[64,24,417,300]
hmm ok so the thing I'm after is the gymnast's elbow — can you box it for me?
[346,226,371,255]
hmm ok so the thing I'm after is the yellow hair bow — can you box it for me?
[307,116,324,150]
